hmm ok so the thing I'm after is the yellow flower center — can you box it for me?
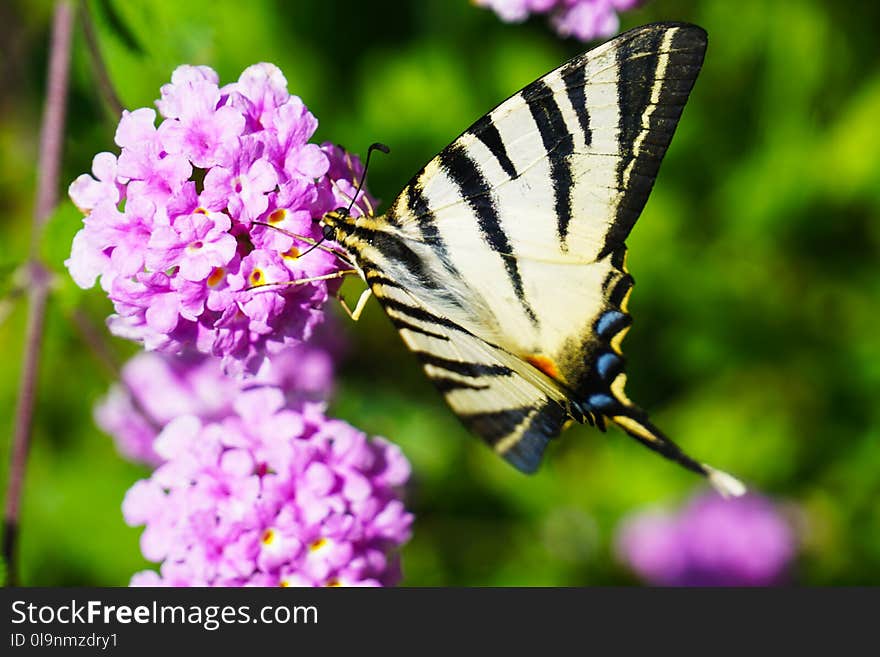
[269,208,286,225]
[207,267,225,287]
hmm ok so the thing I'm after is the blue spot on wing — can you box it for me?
[588,393,618,412]
[596,352,623,380]
[595,310,629,339]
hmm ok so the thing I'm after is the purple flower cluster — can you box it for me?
[71,62,414,587]
[123,388,412,587]
[67,64,372,374]
[475,0,643,41]
[95,336,338,467]
[615,493,797,586]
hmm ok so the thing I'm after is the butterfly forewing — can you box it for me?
[387,22,705,348]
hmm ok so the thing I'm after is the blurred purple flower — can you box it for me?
[95,326,343,467]
[66,63,374,375]
[615,492,797,586]
[123,394,412,587]
[475,0,643,41]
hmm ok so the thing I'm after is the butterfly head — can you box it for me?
[319,206,354,243]
[317,143,390,246]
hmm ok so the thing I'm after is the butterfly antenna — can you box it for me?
[344,142,390,217]
[301,142,391,258]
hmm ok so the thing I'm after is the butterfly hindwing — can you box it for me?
[365,273,580,472]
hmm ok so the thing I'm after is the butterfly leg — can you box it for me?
[338,287,373,322]
[250,221,354,267]
[247,269,358,291]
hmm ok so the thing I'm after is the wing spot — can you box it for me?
[610,373,630,403]
[610,326,631,354]
[595,310,631,338]
[619,285,633,313]
[588,393,618,413]
[596,352,624,381]
[525,355,562,381]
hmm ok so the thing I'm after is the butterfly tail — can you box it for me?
[607,405,746,498]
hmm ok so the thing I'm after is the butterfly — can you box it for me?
[321,22,745,497]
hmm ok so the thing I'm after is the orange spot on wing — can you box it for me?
[526,355,560,380]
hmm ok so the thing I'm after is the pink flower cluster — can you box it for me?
[67,63,371,374]
[475,0,643,41]
[72,62,413,587]
[123,387,412,587]
[95,337,338,467]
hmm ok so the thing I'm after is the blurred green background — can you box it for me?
[1,0,879,585]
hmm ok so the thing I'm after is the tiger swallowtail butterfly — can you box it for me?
[321,22,744,497]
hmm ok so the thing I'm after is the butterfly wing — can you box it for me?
[340,23,743,493]
[366,275,581,472]
[383,22,706,357]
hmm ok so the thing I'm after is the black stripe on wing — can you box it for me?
[430,377,491,394]
[347,224,440,291]
[389,316,451,341]
[521,79,577,246]
[457,402,568,474]
[415,351,514,379]
[437,143,538,324]
[561,61,592,148]
[458,407,533,445]
[406,182,443,244]
[354,228,466,311]
[501,402,569,473]
[470,114,518,179]
[380,297,467,333]
[604,24,707,256]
